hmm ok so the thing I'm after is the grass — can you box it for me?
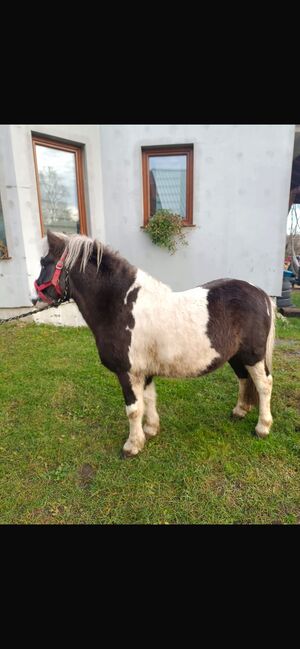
[0,302,300,525]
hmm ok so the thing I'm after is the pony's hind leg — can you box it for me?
[229,356,253,418]
[143,377,160,439]
[245,360,273,438]
[117,372,146,458]
[232,378,253,418]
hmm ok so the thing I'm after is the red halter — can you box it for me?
[34,251,68,304]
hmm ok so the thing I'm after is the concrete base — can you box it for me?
[0,306,35,322]
[33,301,87,326]
[0,302,88,327]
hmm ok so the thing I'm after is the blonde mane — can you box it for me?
[46,233,104,272]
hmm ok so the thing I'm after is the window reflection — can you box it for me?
[149,155,187,218]
[35,145,80,235]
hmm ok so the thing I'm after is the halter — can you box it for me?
[34,250,69,306]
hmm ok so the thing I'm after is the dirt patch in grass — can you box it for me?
[275,338,299,346]
[78,463,97,489]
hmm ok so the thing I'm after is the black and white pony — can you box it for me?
[33,231,275,458]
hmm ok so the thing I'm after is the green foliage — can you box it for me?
[144,209,188,254]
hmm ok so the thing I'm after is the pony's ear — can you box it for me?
[47,230,67,255]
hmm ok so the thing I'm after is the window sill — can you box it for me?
[140,224,196,229]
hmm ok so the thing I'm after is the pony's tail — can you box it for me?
[243,296,276,407]
[265,296,276,375]
[243,376,259,407]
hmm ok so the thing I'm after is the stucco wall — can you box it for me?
[0,124,295,316]
[100,124,294,295]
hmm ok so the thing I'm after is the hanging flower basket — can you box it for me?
[144,209,188,255]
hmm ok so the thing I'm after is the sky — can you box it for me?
[149,155,187,171]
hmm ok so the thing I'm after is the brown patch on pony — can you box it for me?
[203,279,272,373]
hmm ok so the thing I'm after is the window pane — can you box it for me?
[35,145,80,235]
[0,193,9,259]
[149,155,187,218]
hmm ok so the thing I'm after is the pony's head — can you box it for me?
[32,231,70,306]
[32,230,104,306]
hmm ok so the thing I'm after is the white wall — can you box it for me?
[0,124,105,308]
[0,126,30,307]
[0,124,295,313]
[100,124,295,295]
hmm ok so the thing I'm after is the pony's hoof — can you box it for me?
[231,410,246,420]
[254,420,272,438]
[231,412,244,420]
[121,448,139,459]
[254,428,270,439]
[144,424,159,439]
[231,406,248,419]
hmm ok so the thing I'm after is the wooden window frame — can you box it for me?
[142,144,194,227]
[32,135,88,237]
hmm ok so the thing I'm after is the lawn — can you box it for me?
[0,300,299,525]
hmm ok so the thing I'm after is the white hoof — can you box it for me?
[143,423,159,439]
[255,421,272,438]
[232,405,248,419]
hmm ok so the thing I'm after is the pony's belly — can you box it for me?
[132,336,221,378]
[154,348,220,378]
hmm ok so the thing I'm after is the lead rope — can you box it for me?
[0,270,70,326]
[0,304,54,325]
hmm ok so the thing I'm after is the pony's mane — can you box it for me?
[44,232,135,276]
[65,234,104,272]
[46,233,104,272]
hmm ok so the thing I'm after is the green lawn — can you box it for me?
[1,307,299,525]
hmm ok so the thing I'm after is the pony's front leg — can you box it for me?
[143,377,160,439]
[117,372,146,458]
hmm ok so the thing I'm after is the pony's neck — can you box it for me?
[68,246,137,335]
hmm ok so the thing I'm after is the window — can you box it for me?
[142,144,194,226]
[32,135,88,236]
[0,193,9,259]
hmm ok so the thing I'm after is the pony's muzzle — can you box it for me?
[30,287,41,306]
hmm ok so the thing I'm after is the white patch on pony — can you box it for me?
[125,403,138,416]
[143,381,159,437]
[128,270,220,378]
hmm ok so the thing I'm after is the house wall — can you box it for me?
[100,124,295,295]
[0,124,295,319]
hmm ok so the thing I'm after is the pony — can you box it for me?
[33,230,275,458]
